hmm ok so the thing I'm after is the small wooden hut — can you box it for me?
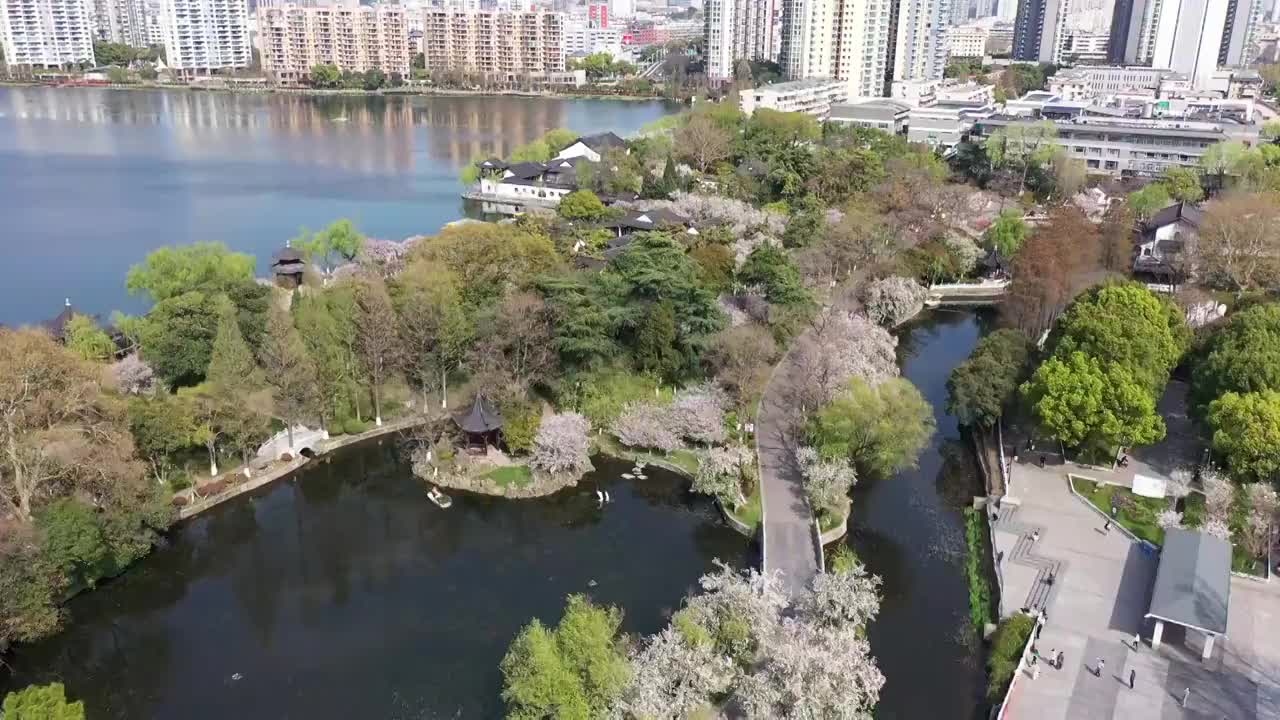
[455,394,503,454]
[271,243,307,289]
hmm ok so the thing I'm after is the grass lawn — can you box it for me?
[591,434,701,478]
[1072,477,1168,546]
[726,485,762,531]
[486,465,533,488]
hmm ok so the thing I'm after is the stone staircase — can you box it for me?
[993,503,1067,615]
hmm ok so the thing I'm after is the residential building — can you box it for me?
[778,0,892,98]
[704,0,775,81]
[588,2,607,26]
[972,113,1258,176]
[1012,0,1115,63]
[895,0,951,82]
[950,0,999,23]
[0,0,96,66]
[1134,200,1201,278]
[740,77,850,117]
[92,0,151,46]
[1151,0,1230,89]
[828,98,911,132]
[566,15,624,55]
[1011,0,1056,60]
[159,0,252,74]
[1047,65,1186,100]
[907,99,997,147]
[948,20,992,55]
[892,77,995,104]
[611,0,634,17]
[420,9,567,77]
[556,131,626,161]
[259,1,409,83]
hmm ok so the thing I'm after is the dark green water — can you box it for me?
[844,309,996,720]
[0,88,677,327]
[0,446,750,718]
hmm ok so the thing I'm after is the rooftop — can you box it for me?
[752,77,845,93]
[829,100,911,121]
[1145,527,1231,635]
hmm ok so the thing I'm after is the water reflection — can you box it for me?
[0,446,746,719]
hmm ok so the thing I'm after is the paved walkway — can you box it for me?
[997,458,1280,719]
[756,356,819,597]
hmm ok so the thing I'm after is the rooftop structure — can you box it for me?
[1146,527,1231,659]
[456,394,503,453]
[557,132,627,162]
[828,99,912,133]
[741,78,851,118]
[907,100,996,147]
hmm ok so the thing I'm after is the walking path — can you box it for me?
[997,458,1280,719]
[756,367,819,596]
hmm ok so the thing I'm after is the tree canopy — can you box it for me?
[126,242,256,303]
[1192,303,1280,414]
[1207,390,1280,484]
[1022,350,1165,450]
[808,377,935,478]
[947,329,1033,427]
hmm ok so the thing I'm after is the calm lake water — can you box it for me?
[845,309,995,720]
[0,88,677,326]
[0,448,750,718]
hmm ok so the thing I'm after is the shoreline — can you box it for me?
[0,80,678,103]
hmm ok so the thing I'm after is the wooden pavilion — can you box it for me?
[455,394,504,454]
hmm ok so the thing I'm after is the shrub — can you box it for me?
[344,418,372,434]
[986,614,1035,701]
[502,400,543,455]
[579,368,663,429]
[963,508,994,632]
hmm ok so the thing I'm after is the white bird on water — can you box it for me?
[604,490,611,503]
[596,489,604,508]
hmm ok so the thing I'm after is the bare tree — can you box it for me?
[352,277,400,426]
[674,114,732,173]
[1198,192,1280,293]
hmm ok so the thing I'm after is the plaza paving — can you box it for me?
[995,457,1280,719]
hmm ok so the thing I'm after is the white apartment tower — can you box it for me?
[779,0,891,98]
[159,0,251,74]
[259,1,409,82]
[705,0,777,81]
[92,0,150,45]
[0,0,96,66]
[1151,0,1229,88]
[894,0,951,82]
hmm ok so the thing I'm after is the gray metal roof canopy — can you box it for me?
[1146,527,1231,636]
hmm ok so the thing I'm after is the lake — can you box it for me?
[0,447,750,718]
[0,88,677,327]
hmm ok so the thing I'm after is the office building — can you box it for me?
[421,9,566,76]
[588,2,608,26]
[895,0,951,82]
[705,0,776,81]
[947,17,1013,55]
[0,0,95,66]
[908,100,996,147]
[973,112,1258,176]
[259,1,409,83]
[159,0,252,74]
[740,77,849,117]
[1048,65,1187,99]
[1151,0,1229,88]
[92,0,151,46]
[566,16,624,55]
[779,0,892,98]
[828,98,912,132]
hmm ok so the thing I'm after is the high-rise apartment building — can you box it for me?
[779,0,891,98]
[420,9,566,76]
[0,0,96,66]
[705,0,776,81]
[92,0,151,46]
[159,0,252,74]
[1219,0,1263,65]
[259,1,409,82]
[1011,0,1054,59]
[1151,0,1228,87]
[894,0,951,82]
[1012,0,1117,63]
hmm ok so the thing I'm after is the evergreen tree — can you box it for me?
[633,301,682,379]
[206,297,262,393]
[661,155,678,194]
[260,304,320,447]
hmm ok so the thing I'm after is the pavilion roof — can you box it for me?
[1145,527,1231,635]
[455,394,504,434]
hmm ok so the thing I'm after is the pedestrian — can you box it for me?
[1048,648,1056,668]
[1096,658,1105,677]
[1182,687,1190,707]
[1132,632,1141,650]
[1103,519,1112,533]
[1129,669,1135,689]
[1056,651,1064,669]
[1045,569,1056,585]
[1111,506,1118,519]
[1031,530,1040,543]
[1039,454,1046,468]
[1032,664,1041,680]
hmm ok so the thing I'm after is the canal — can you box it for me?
[0,88,677,326]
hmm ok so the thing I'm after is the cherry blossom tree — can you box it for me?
[944,234,983,277]
[111,354,155,395]
[678,562,789,666]
[612,402,681,452]
[357,237,417,279]
[670,384,728,445]
[1201,517,1232,541]
[795,446,856,516]
[1242,483,1278,559]
[1203,468,1235,521]
[736,619,884,719]
[611,628,736,720]
[861,276,927,327]
[797,557,882,630]
[791,310,899,410]
[626,193,785,265]
[1156,509,1184,530]
[694,446,748,508]
[529,412,593,477]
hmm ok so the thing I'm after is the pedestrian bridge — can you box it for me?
[256,426,327,462]
[926,280,1009,307]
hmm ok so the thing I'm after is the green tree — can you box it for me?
[985,121,1056,195]
[293,286,363,426]
[501,594,630,719]
[984,209,1028,257]
[558,189,608,221]
[947,329,1033,427]
[1051,282,1189,394]
[1021,351,1165,450]
[93,40,136,66]
[633,301,681,379]
[1161,167,1204,203]
[1127,183,1172,220]
[392,264,472,408]
[310,63,341,88]
[296,218,364,274]
[206,297,263,393]
[538,275,621,371]
[2,683,85,719]
[1192,303,1280,414]
[1208,390,1280,483]
[126,242,256,303]
[37,499,109,590]
[139,291,221,387]
[63,314,116,362]
[127,393,199,482]
[259,304,320,447]
[781,194,826,249]
[362,67,386,90]
[808,377,936,478]
[739,243,811,307]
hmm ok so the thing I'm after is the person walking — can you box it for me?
[1096,658,1105,677]
[1103,519,1112,533]
[1132,632,1141,650]
[1182,687,1190,707]
[1039,454,1046,468]
[1129,669,1135,689]
[1056,650,1064,670]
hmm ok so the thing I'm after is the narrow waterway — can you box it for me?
[0,445,749,718]
[842,308,996,720]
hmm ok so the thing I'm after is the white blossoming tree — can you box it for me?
[1200,517,1233,542]
[112,353,155,395]
[678,562,789,666]
[611,628,737,720]
[797,557,882,630]
[736,619,884,720]
[694,446,747,509]
[1156,509,1184,530]
[529,412,593,477]
[671,384,728,445]
[626,193,786,265]
[791,310,899,410]
[943,234,983,278]
[861,276,927,328]
[612,402,681,452]
[1203,468,1235,522]
[795,446,856,518]
[1242,483,1278,559]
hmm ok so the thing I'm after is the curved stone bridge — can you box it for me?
[256,425,327,462]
